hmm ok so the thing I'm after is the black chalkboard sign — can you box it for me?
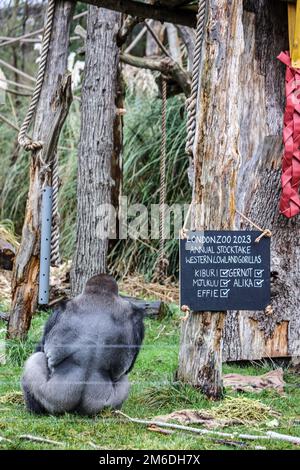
[180,231,270,311]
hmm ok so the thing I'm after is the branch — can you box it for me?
[125,25,147,53]
[144,20,171,58]
[0,86,31,97]
[0,59,35,83]
[77,0,197,27]
[116,411,300,446]
[0,77,34,92]
[118,15,143,46]
[0,11,87,48]
[19,435,65,447]
[0,112,21,132]
[120,53,191,96]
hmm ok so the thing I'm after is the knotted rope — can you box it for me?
[185,0,207,156]
[18,0,61,266]
[277,51,300,218]
[153,78,169,283]
[18,0,55,151]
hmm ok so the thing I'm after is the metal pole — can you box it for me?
[38,186,53,304]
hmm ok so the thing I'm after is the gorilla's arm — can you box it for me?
[35,300,68,353]
[125,304,144,374]
[111,303,144,377]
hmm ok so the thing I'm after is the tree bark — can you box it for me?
[8,1,74,340]
[178,0,298,368]
[178,0,246,399]
[71,7,122,296]
[223,0,300,361]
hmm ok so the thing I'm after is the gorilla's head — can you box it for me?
[84,274,118,296]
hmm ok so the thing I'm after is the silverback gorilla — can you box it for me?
[21,274,144,415]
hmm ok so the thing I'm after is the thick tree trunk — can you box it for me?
[178,0,246,399]
[71,7,122,296]
[178,0,298,371]
[223,0,300,361]
[8,1,74,340]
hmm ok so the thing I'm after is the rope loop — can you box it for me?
[255,229,272,243]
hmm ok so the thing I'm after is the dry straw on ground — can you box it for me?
[119,273,179,304]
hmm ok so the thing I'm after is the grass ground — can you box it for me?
[0,307,300,450]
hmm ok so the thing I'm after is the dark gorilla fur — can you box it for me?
[21,274,144,415]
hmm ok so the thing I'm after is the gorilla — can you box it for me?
[21,274,144,416]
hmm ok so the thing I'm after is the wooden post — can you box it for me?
[71,7,122,295]
[178,0,299,366]
[8,1,74,339]
[178,0,246,399]
[289,0,300,68]
[222,1,299,361]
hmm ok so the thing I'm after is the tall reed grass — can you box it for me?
[0,91,190,279]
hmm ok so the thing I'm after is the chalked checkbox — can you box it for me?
[220,279,230,287]
[254,279,264,287]
[220,289,230,298]
[254,269,264,278]
[220,269,230,277]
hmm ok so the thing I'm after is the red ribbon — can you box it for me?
[278,51,300,218]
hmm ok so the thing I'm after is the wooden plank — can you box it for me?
[291,0,300,67]
[288,3,296,53]
[77,0,197,27]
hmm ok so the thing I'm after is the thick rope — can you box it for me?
[50,151,61,266]
[185,0,207,156]
[154,78,168,283]
[18,0,62,266]
[18,0,55,151]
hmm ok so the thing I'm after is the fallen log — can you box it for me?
[121,295,162,317]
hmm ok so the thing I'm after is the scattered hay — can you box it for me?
[209,397,280,425]
[0,221,19,249]
[122,65,158,97]
[147,391,280,428]
[0,269,11,303]
[0,391,23,405]
[119,273,179,304]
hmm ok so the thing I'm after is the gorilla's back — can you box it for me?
[44,292,140,383]
[22,274,144,415]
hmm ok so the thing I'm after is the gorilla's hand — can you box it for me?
[45,349,55,375]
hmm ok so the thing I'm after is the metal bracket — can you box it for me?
[38,186,53,305]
